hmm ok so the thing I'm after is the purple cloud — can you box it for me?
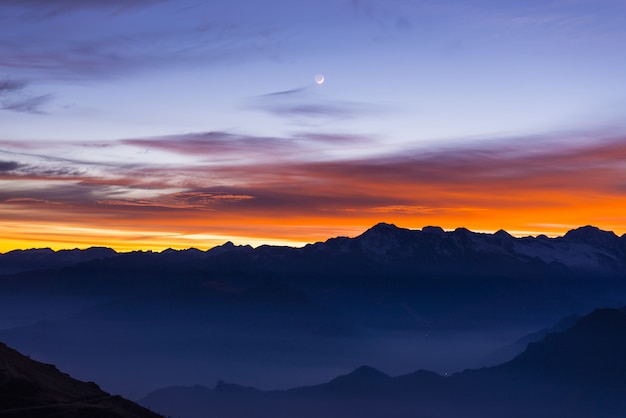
[249,86,386,121]
[2,94,53,114]
[0,77,52,114]
[123,132,298,162]
[0,78,27,93]
[0,161,22,172]
[4,0,170,15]
[4,128,626,224]
[0,2,287,81]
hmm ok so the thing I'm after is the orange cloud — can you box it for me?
[1,132,626,251]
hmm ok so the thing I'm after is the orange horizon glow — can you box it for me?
[3,189,626,253]
[2,132,626,252]
[2,210,625,253]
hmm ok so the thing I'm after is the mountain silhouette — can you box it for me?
[2,224,626,399]
[0,247,116,275]
[140,308,626,418]
[0,341,162,417]
[3,224,626,277]
[288,365,392,396]
[495,308,626,384]
[483,313,582,366]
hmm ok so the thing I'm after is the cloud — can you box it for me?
[288,134,626,193]
[122,132,292,157]
[98,191,254,210]
[0,163,85,180]
[293,132,370,144]
[4,0,170,15]
[262,87,311,97]
[0,1,287,81]
[0,182,99,206]
[249,86,385,122]
[0,161,22,172]
[0,78,27,94]
[0,146,116,177]
[7,129,626,196]
[169,132,626,218]
[265,103,375,119]
[3,128,626,250]
[2,94,53,114]
[122,131,374,163]
[0,78,52,114]
[347,0,413,31]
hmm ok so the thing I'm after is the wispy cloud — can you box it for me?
[122,132,294,158]
[481,0,626,45]
[263,102,381,120]
[261,87,311,97]
[5,129,626,201]
[248,86,386,122]
[2,128,626,249]
[0,78,27,93]
[0,78,52,113]
[0,1,287,81]
[4,0,170,16]
[122,131,374,164]
[98,191,254,210]
[2,94,53,114]
[0,161,22,172]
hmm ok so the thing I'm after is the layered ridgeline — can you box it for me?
[0,341,163,418]
[0,224,625,398]
[139,308,626,418]
[2,223,626,277]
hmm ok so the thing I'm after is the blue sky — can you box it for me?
[4,0,625,141]
[2,0,626,250]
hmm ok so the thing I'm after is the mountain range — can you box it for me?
[1,223,625,399]
[140,309,626,418]
[140,308,626,418]
[3,223,626,277]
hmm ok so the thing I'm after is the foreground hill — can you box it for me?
[0,342,163,418]
[140,308,626,418]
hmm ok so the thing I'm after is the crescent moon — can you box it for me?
[315,74,325,84]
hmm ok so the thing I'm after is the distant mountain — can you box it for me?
[3,224,626,278]
[333,223,626,276]
[288,365,393,396]
[483,313,582,366]
[0,341,163,418]
[492,308,626,383]
[4,224,626,318]
[140,308,626,418]
[0,247,117,275]
[2,224,626,399]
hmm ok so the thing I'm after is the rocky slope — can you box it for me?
[0,342,163,418]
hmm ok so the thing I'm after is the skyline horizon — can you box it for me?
[3,1,626,253]
[1,221,620,253]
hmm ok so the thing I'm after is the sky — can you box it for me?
[2,0,626,251]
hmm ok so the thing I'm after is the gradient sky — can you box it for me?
[2,0,626,251]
